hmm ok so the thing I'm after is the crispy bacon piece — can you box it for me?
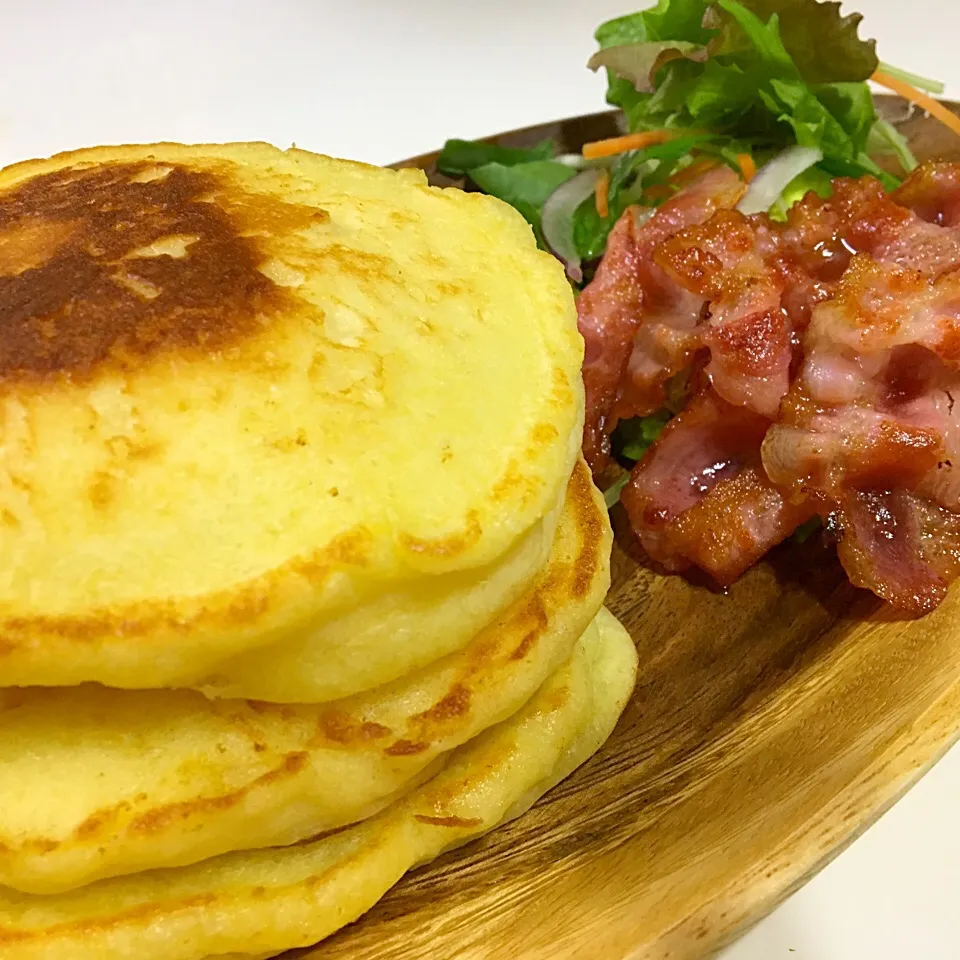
[660,465,813,585]
[578,208,645,473]
[584,160,960,612]
[621,389,811,584]
[615,166,748,422]
[577,166,745,473]
[639,179,914,422]
[782,173,960,279]
[833,489,960,614]
[763,255,960,614]
[655,211,791,418]
[893,161,960,228]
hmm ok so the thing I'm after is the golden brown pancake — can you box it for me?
[0,143,582,695]
[0,608,637,960]
[0,460,610,894]
[0,142,637,960]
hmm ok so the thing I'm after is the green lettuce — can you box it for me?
[465,161,576,243]
[437,0,939,288]
[436,139,555,177]
[593,0,915,189]
[614,411,672,461]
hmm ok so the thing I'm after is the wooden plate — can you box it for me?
[299,97,960,960]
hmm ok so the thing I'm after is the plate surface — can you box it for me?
[298,97,960,960]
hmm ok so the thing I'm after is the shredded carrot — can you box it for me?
[736,152,757,183]
[872,69,960,139]
[582,129,675,160]
[595,169,611,218]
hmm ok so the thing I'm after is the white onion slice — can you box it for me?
[555,153,592,168]
[736,146,823,216]
[541,169,600,283]
[555,153,617,170]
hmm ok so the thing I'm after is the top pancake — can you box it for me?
[0,142,583,691]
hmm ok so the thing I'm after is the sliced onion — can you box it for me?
[631,206,655,231]
[555,153,592,169]
[736,146,823,216]
[542,169,600,283]
[555,153,617,170]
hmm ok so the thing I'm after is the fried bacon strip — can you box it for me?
[621,388,812,584]
[763,256,960,614]
[577,165,746,472]
[582,159,960,613]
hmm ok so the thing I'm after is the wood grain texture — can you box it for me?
[292,98,960,960]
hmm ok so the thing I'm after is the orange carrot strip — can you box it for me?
[582,129,675,159]
[872,70,960,139]
[737,152,757,182]
[595,169,611,218]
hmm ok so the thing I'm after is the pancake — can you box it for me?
[0,608,638,960]
[198,491,562,704]
[0,460,610,895]
[0,142,583,693]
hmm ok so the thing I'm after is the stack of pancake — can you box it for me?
[0,143,636,960]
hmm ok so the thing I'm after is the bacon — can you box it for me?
[762,230,960,613]
[781,173,960,279]
[655,211,792,418]
[654,465,813,585]
[640,181,912,422]
[582,159,960,612]
[615,166,747,420]
[763,363,960,616]
[621,389,810,584]
[804,258,960,363]
[833,490,960,615]
[578,208,645,473]
[576,165,746,473]
[893,161,960,228]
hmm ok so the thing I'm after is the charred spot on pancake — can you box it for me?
[413,814,484,828]
[398,510,483,560]
[314,710,392,745]
[87,471,117,510]
[0,160,316,381]
[415,684,471,723]
[127,750,310,836]
[384,739,430,756]
[569,458,605,598]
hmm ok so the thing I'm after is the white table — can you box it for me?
[1,2,957,957]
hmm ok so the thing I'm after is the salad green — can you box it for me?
[435,0,946,502]
[467,161,576,245]
[437,0,933,279]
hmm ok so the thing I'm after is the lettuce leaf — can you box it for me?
[594,0,892,188]
[437,139,555,177]
[712,0,797,76]
[613,410,672,461]
[588,41,707,94]
[595,0,714,47]
[466,161,576,242]
[707,0,877,83]
[603,473,631,509]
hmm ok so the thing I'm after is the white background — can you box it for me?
[1,1,958,956]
